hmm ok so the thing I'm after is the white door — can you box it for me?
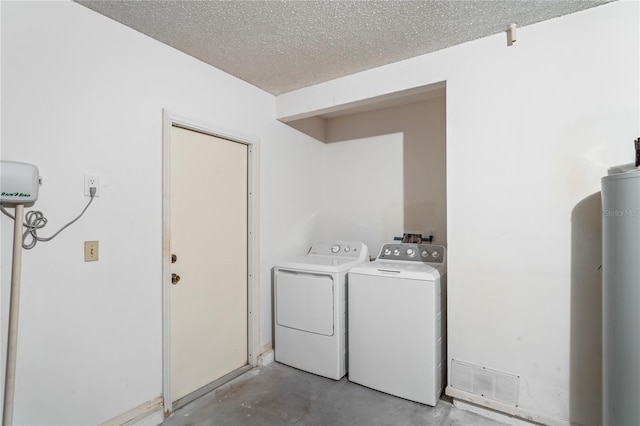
[170,125,248,402]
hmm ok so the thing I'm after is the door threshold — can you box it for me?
[172,364,253,411]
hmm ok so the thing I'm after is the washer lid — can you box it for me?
[349,260,444,281]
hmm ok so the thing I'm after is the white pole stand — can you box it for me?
[3,204,24,426]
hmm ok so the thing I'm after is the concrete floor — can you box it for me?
[162,363,508,426]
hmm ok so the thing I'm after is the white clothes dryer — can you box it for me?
[274,240,369,380]
[348,243,446,406]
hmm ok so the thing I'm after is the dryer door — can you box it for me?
[275,269,334,336]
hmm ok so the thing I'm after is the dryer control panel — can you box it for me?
[309,240,369,260]
[378,243,445,263]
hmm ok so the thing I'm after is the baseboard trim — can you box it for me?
[257,342,272,356]
[446,386,569,426]
[100,397,163,426]
[257,349,274,366]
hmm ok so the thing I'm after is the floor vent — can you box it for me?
[450,359,519,406]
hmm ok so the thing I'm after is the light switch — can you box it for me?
[84,241,99,262]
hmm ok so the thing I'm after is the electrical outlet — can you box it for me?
[84,241,99,262]
[84,175,100,197]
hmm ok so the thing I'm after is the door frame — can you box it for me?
[161,109,259,417]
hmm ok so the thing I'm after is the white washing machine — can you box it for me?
[274,240,369,380]
[348,243,446,406]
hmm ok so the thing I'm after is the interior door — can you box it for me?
[170,125,248,402]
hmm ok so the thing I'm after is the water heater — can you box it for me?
[602,163,640,425]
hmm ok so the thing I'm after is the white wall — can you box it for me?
[0,1,324,424]
[326,96,447,246]
[277,2,639,424]
[321,134,404,256]
[2,1,638,424]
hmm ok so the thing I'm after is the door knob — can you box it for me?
[171,273,181,285]
[171,254,177,263]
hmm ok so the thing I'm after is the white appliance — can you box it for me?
[602,162,640,425]
[1,160,40,206]
[348,243,446,406]
[274,240,369,380]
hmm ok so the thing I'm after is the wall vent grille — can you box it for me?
[450,359,519,406]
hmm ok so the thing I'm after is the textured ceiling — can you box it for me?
[75,0,609,95]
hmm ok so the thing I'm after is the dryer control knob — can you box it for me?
[406,248,416,257]
[432,250,440,258]
[344,246,351,252]
[393,248,400,256]
[421,250,430,258]
[331,245,340,253]
[384,248,391,256]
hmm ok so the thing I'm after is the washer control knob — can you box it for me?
[331,245,340,253]
[384,248,391,256]
[393,248,400,256]
[432,250,440,258]
[344,246,351,252]
[406,248,416,257]
[421,250,430,258]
